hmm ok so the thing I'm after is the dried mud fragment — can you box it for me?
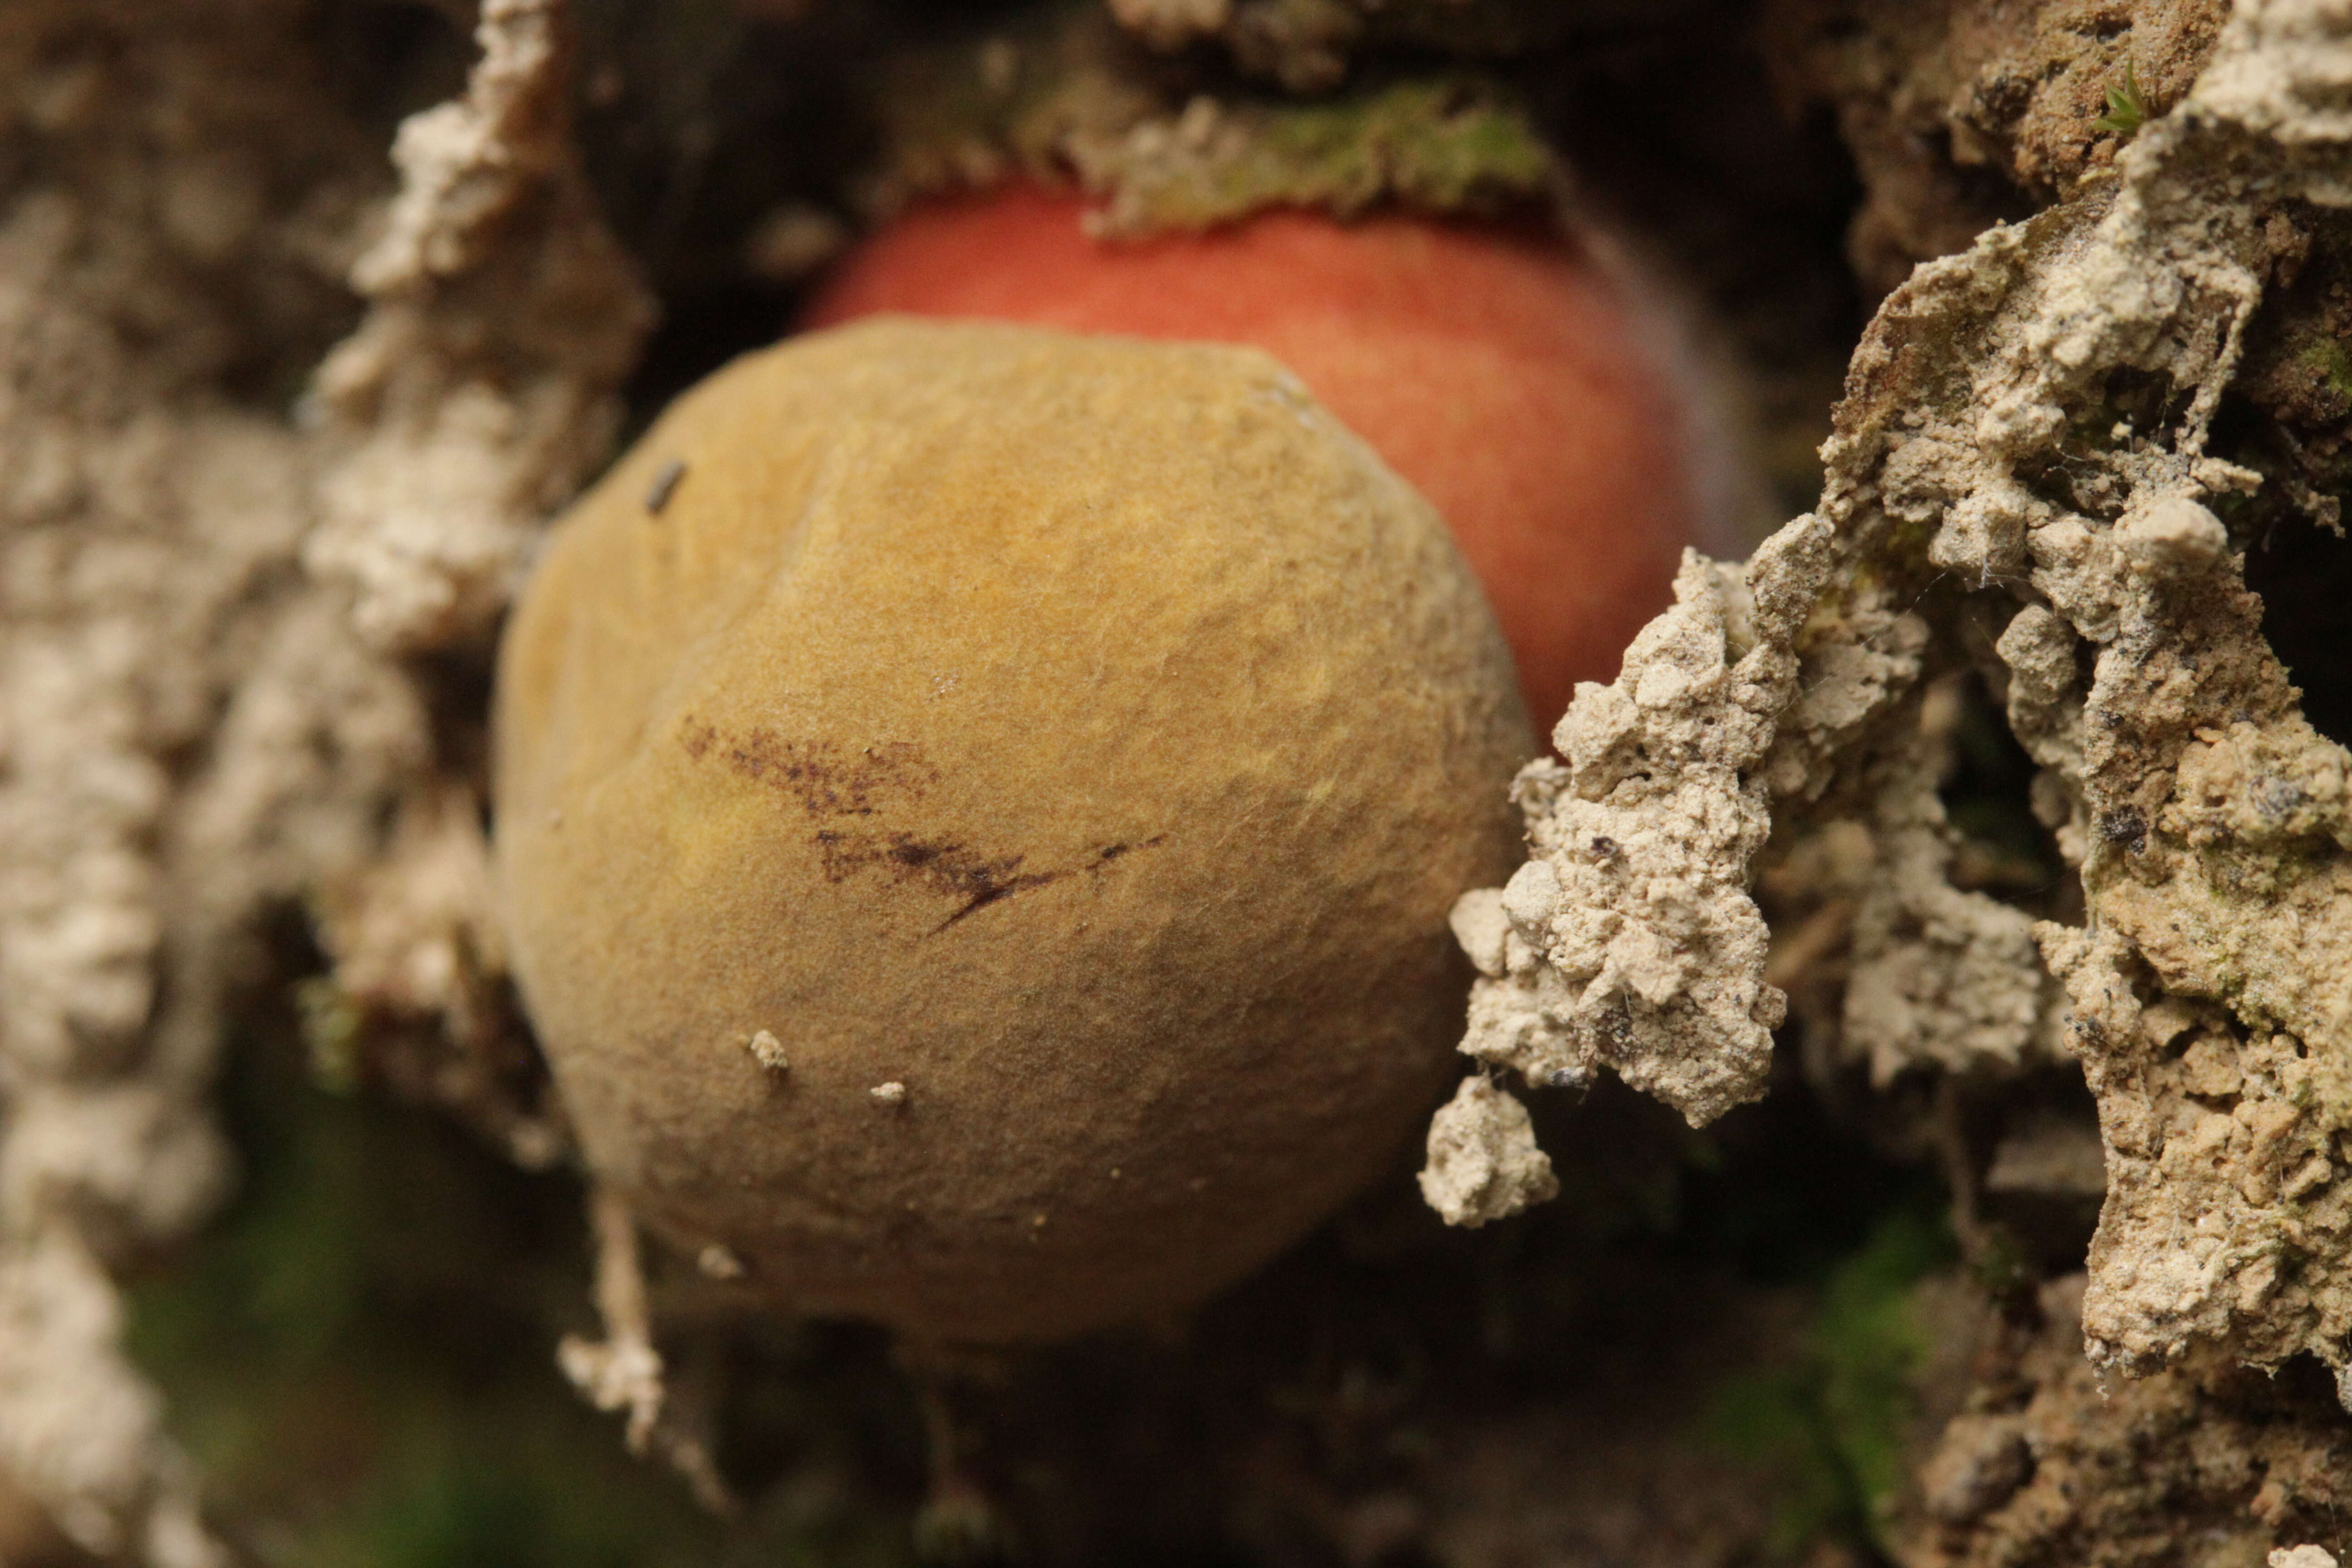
[1112,0,1367,91]
[1889,1274,2352,1567]
[0,6,390,1560]
[1108,0,1638,92]
[1764,0,2231,294]
[1838,704,2051,1088]
[863,10,1554,239]
[1428,0,2352,1401]
[1436,525,1830,1170]
[304,0,653,654]
[1419,1075,1558,1227]
[0,0,645,1557]
[1819,0,2352,1388]
[1064,80,1555,239]
[297,0,648,1151]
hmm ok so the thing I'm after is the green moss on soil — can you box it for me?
[1703,1206,1955,1560]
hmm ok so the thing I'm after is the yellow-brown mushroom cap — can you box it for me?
[494,318,1533,1343]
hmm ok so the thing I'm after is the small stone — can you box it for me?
[870,1081,907,1107]
[696,1244,745,1280]
[745,1029,789,1073]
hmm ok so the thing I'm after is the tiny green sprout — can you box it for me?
[2095,59,2148,138]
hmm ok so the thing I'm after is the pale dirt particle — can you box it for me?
[746,1029,789,1073]
[1418,1076,1558,1228]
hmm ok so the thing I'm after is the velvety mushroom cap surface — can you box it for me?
[494,318,1533,1343]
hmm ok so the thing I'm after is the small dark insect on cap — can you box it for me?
[645,458,688,515]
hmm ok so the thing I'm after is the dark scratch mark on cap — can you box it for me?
[645,458,687,515]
